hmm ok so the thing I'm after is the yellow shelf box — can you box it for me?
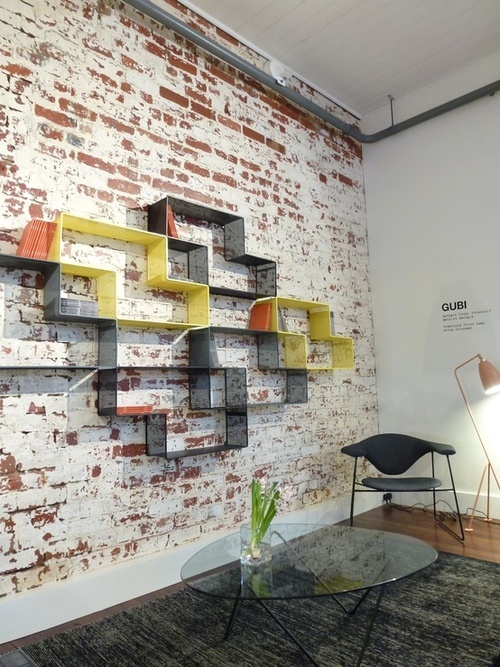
[253,296,354,370]
[48,213,209,328]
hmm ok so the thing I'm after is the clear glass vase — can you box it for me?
[240,524,272,566]
[240,524,273,595]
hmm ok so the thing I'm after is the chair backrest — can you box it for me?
[360,433,436,475]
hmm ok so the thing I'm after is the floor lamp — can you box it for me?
[454,354,500,531]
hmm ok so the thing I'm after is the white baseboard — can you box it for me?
[1,493,379,645]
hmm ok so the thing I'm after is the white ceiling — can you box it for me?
[178,0,500,119]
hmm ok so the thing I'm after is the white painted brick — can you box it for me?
[0,0,377,598]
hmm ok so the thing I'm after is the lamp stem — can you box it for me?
[465,464,495,531]
[454,355,500,531]
[487,463,492,521]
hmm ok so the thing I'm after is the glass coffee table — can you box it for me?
[181,524,437,666]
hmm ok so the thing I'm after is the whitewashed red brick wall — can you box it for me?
[0,0,377,597]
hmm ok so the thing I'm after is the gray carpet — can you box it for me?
[6,552,500,667]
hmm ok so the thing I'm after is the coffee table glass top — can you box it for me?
[181,524,437,600]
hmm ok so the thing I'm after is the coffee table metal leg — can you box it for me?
[257,600,320,667]
[223,584,385,667]
[354,583,386,667]
[223,596,244,640]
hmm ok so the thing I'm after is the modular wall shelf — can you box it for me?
[1,197,353,460]
[0,252,108,371]
[251,297,354,371]
[145,411,247,460]
[188,327,308,405]
[0,366,97,371]
[0,253,57,272]
[47,213,210,328]
[148,197,277,299]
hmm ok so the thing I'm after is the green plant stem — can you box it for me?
[250,480,280,552]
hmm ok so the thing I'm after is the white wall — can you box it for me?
[0,0,376,609]
[363,76,500,519]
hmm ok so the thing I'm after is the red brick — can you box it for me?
[83,38,114,60]
[0,455,17,474]
[242,125,265,144]
[183,188,211,205]
[3,62,32,79]
[185,137,211,154]
[266,137,286,154]
[189,101,215,121]
[108,178,141,194]
[27,401,46,415]
[121,54,146,73]
[122,443,146,458]
[184,161,210,178]
[168,54,197,76]
[338,172,354,187]
[217,114,241,133]
[99,113,135,135]
[119,13,150,37]
[145,39,168,60]
[185,86,212,107]
[38,142,68,160]
[87,68,119,89]
[31,508,58,527]
[121,81,133,95]
[214,148,238,164]
[117,164,138,181]
[1,473,23,492]
[78,152,116,174]
[37,123,64,141]
[136,127,167,145]
[34,104,77,129]
[207,62,236,87]
[159,86,189,108]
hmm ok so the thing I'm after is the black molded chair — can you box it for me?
[341,433,465,541]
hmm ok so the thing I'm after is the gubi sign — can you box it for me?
[442,301,467,311]
[441,299,491,333]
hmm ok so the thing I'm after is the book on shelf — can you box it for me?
[17,218,42,257]
[17,218,57,259]
[117,405,154,415]
[248,301,272,330]
[167,205,179,238]
[60,298,98,317]
[329,311,335,335]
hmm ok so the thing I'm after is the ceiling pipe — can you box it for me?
[124,0,500,144]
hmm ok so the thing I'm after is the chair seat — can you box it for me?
[362,477,442,492]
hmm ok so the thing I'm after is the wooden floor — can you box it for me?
[339,503,500,563]
[1,504,499,656]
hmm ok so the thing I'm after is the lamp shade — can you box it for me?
[478,357,500,395]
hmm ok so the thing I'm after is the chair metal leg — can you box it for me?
[349,459,358,526]
[431,452,437,520]
[433,455,465,542]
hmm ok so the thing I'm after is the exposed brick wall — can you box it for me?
[0,0,377,597]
